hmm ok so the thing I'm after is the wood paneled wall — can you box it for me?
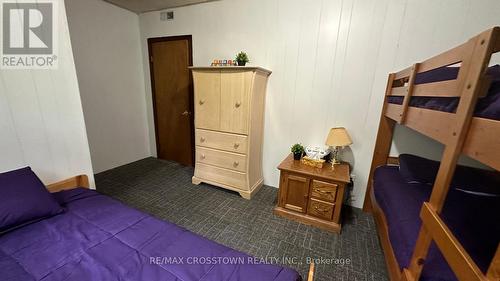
[0,0,95,187]
[139,0,500,208]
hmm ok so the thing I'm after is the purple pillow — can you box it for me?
[0,167,63,232]
[398,154,500,196]
[399,154,440,184]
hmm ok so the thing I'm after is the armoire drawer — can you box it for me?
[196,147,247,172]
[196,129,248,154]
[194,163,247,190]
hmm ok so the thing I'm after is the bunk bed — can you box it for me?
[363,27,500,281]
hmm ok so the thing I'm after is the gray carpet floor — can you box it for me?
[95,157,388,281]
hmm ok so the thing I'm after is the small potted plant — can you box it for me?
[291,143,305,160]
[235,51,249,66]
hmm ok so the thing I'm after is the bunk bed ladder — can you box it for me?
[403,27,499,281]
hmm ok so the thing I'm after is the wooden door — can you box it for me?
[193,71,220,131]
[283,174,310,213]
[149,36,194,166]
[220,71,251,134]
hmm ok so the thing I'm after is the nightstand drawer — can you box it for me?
[311,180,337,202]
[307,198,334,220]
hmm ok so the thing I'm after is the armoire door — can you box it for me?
[220,71,251,134]
[194,71,221,131]
[149,35,194,166]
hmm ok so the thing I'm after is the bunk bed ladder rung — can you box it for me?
[420,203,488,281]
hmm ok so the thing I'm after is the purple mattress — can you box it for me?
[0,188,301,281]
[373,165,500,281]
[387,65,500,121]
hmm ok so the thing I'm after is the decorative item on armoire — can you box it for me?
[291,143,305,160]
[235,51,249,66]
[325,127,352,167]
[211,59,237,66]
[190,66,271,199]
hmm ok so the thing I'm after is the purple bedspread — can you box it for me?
[0,188,301,281]
[373,166,500,281]
[387,65,500,121]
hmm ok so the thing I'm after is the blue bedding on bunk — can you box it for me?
[373,165,500,281]
[387,65,500,121]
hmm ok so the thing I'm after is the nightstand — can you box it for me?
[274,154,350,233]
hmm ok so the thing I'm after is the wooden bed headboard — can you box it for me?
[46,175,89,193]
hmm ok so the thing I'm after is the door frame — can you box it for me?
[147,35,195,165]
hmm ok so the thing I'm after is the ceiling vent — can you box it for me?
[160,11,174,21]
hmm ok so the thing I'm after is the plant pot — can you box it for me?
[237,61,246,66]
[293,152,302,160]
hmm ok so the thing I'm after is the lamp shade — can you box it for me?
[325,127,353,147]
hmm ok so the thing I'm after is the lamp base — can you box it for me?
[330,147,341,168]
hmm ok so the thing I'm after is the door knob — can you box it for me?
[235,101,241,108]
[199,100,205,105]
[181,110,191,116]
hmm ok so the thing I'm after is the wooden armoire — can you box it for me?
[190,66,271,199]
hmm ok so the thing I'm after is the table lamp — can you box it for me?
[325,127,353,167]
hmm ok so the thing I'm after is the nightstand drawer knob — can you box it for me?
[234,143,240,149]
[233,161,239,167]
[235,101,241,108]
[314,206,329,213]
[315,188,333,194]
[199,100,205,105]
[200,154,206,160]
[200,137,206,143]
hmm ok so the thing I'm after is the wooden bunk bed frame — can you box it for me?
[363,27,500,281]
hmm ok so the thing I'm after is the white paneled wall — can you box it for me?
[0,0,94,187]
[139,0,500,208]
[65,0,150,173]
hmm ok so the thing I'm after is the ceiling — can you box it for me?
[103,0,218,13]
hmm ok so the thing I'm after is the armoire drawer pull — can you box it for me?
[200,137,206,143]
[199,100,205,105]
[233,161,239,167]
[234,143,240,149]
[235,102,241,108]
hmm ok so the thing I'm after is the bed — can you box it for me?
[0,170,304,281]
[373,162,500,281]
[364,27,500,281]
